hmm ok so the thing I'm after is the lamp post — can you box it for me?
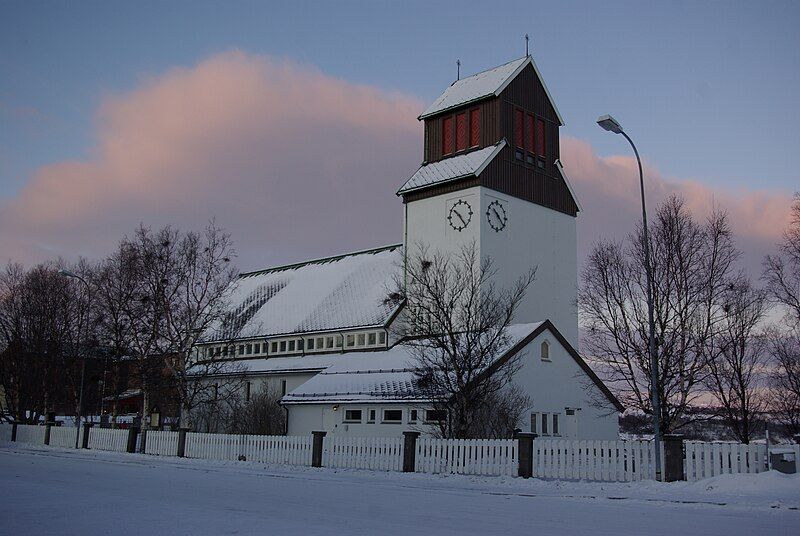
[596,114,662,481]
[58,269,90,450]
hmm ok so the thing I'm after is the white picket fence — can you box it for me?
[0,424,11,442]
[185,433,313,466]
[684,441,770,481]
[14,424,46,445]
[88,427,130,452]
[324,436,404,471]
[48,425,82,449]
[416,437,518,476]
[145,430,180,456]
[534,438,662,482]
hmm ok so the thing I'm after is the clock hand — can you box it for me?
[454,209,467,226]
[492,208,503,222]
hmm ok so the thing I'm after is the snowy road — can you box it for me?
[1,443,797,535]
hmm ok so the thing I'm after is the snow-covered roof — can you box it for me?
[200,245,402,342]
[396,140,505,195]
[419,57,528,119]
[418,56,564,125]
[282,323,542,404]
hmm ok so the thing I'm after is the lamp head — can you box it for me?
[597,114,624,134]
[58,269,77,278]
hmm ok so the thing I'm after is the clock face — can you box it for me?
[486,200,508,232]
[447,199,473,231]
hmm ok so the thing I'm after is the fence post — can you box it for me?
[11,422,18,442]
[81,422,93,449]
[177,428,189,458]
[517,432,537,478]
[402,431,421,473]
[663,434,685,482]
[44,422,53,446]
[312,431,327,468]
[126,426,140,454]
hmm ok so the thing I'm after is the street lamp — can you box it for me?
[58,269,90,449]
[596,114,662,481]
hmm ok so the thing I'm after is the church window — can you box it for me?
[514,108,524,149]
[525,113,535,153]
[254,343,260,354]
[271,341,278,353]
[288,340,295,352]
[280,341,287,352]
[442,116,454,155]
[357,333,366,346]
[536,118,546,156]
[469,108,480,147]
[541,340,550,361]
[368,332,376,345]
[326,336,334,349]
[379,331,386,345]
[335,335,343,347]
[246,343,252,355]
[346,334,355,347]
[455,112,467,151]
[307,338,315,350]
[297,338,304,351]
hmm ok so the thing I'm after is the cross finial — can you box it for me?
[525,34,530,56]
[456,59,461,81]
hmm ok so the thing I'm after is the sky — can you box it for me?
[0,0,798,275]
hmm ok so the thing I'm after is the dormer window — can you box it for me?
[442,116,453,155]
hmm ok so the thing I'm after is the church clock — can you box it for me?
[447,199,473,232]
[486,200,508,232]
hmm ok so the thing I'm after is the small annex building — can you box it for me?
[195,55,622,439]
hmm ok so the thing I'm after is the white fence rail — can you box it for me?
[324,436,404,472]
[684,441,769,481]
[145,430,180,456]
[416,438,517,476]
[185,433,313,466]
[534,438,661,482]
[88,428,130,452]
[48,426,82,449]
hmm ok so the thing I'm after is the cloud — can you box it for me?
[561,137,794,275]
[0,51,793,277]
[0,50,423,270]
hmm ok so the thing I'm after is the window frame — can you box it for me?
[382,409,403,424]
[343,409,363,423]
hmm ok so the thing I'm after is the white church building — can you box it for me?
[194,55,622,439]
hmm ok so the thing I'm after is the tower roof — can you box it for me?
[418,56,564,125]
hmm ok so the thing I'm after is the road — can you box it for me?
[0,444,796,535]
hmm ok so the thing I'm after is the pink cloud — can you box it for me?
[0,51,423,269]
[561,137,794,275]
[0,52,792,277]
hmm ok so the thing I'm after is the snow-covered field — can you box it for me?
[1,442,797,535]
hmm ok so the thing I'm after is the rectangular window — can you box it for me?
[378,331,386,345]
[536,118,546,156]
[455,112,467,151]
[469,108,480,147]
[297,339,304,351]
[525,113,535,153]
[279,341,287,352]
[326,336,334,349]
[553,413,559,435]
[346,334,355,347]
[281,380,287,396]
[383,409,402,423]
[410,410,418,423]
[367,333,376,345]
[368,409,376,423]
[344,409,362,423]
[271,341,278,353]
[317,337,325,350]
[245,381,251,402]
[246,344,252,355]
[541,413,549,435]
[222,346,228,357]
[288,340,295,352]
[307,338,315,350]
[357,333,366,346]
[238,344,245,355]
[514,108,524,148]
[425,410,446,423]
[254,343,260,354]
[530,413,537,434]
[442,116,453,155]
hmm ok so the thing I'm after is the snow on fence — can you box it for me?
[684,441,769,481]
[145,430,180,456]
[534,439,660,482]
[416,438,518,476]
[88,428,129,452]
[323,436,404,472]
[185,433,313,466]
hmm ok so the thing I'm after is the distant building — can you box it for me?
[194,56,621,438]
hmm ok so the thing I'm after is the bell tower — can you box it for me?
[397,56,582,345]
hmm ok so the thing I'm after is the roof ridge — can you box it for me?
[456,55,528,81]
[239,243,403,278]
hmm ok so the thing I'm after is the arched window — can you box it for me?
[541,340,550,361]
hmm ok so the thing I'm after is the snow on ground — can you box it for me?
[1,442,797,536]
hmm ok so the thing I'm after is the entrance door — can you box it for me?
[563,408,579,438]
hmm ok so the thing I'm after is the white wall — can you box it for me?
[287,403,439,437]
[404,186,578,346]
[509,329,618,440]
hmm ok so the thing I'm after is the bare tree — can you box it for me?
[764,193,800,435]
[704,280,768,443]
[226,384,286,436]
[580,196,739,434]
[390,242,535,439]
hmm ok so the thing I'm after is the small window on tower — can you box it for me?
[469,108,480,147]
[526,113,535,153]
[442,116,454,155]
[455,112,467,152]
[541,340,550,361]
[536,118,546,156]
[514,108,524,149]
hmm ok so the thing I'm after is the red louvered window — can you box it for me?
[442,116,453,155]
[536,118,546,156]
[455,112,467,152]
[526,113,535,153]
[469,108,480,147]
[514,108,524,148]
